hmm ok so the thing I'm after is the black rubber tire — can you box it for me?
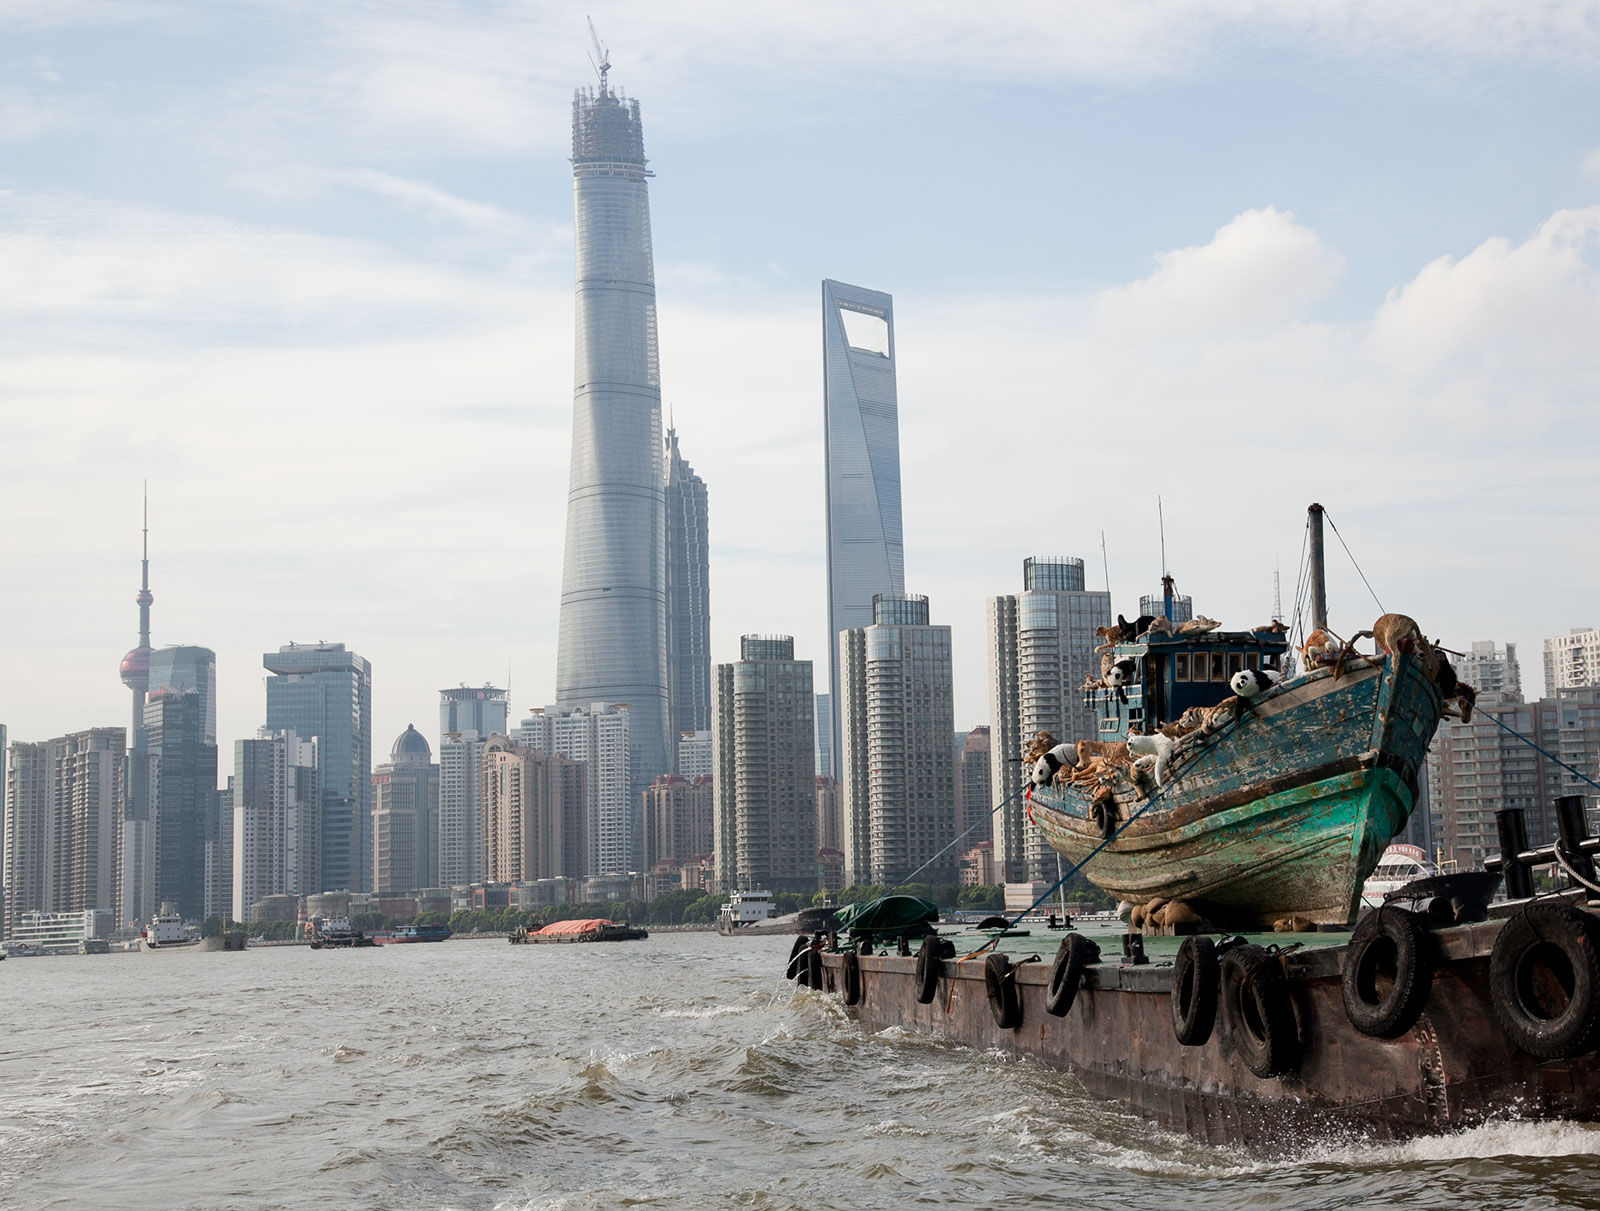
[842,951,863,1006]
[1045,933,1100,1018]
[984,953,1022,1030]
[1220,944,1300,1077]
[977,916,1009,930]
[914,935,942,1004]
[806,947,823,990]
[1490,903,1600,1060]
[1171,935,1221,1046]
[785,936,808,980]
[1341,907,1433,1039]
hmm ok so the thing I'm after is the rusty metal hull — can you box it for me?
[1031,654,1442,928]
[820,920,1600,1150]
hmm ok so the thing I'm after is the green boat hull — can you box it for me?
[1029,653,1443,928]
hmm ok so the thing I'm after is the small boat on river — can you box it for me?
[369,923,453,945]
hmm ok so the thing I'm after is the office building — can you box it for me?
[956,726,993,845]
[480,735,587,884]
[232,729,319,922]
[514,703,630,876]
[823,280,905,790]
[372,725,440,895]
[815,693,833,778]
[555,68,671,807]
[839,595,957,886]
[643,773,713,870]
[148,645,218,743]
[666,426,711,757]
[712,636,817,894]
[207,783,232,921]
[440,685,509,740]
[1546,629,1600,693]
[264,642,372,892]
[142,689,216,921]
[436,684,507,886]
[987,557,1112,882]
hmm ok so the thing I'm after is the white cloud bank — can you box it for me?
[3,193,1597,752]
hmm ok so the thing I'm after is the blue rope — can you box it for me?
[892,782,1032,891]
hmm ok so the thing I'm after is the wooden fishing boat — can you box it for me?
[1029,639,1443,928]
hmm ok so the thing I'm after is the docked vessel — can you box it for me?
[1360,843,1437,910]
[509,918,648,944]
[715,890,778,934]
[791,504,1600,1146]
[310,916,375,949]
[369,923,453,945]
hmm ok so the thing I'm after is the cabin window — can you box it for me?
[1227,652,1244,678]
[1246,651,1260,670]
[1175,653,1190,681]
[1209,652,1226,682]
[1265,652,1280,671]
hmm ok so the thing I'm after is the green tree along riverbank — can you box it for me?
[199,882,1103,942]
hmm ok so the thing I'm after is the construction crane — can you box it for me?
[587,17,610,94]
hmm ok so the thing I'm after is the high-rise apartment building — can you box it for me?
[207,783,232,921]
[839,595,956,887]
[3,730,125,939]
[142,689,217,921]
[555,72,671,805]
[677,730,712,777]
[815,775,842,853]
[480,735,587,884]
[666,426,711,759]
[437,685,508,886]
[956,726,993,845]
[0,723,6,934]
[514,703,631,876]
[372,725,440,895]
[987,557,1112,882]
[232,729,319,922]
[823,280,905,789]
[1546,629,1600,694]
[1457,641,1522,702]
[712,636,817,894]
[643,774,714,870]
[263,642,372,893]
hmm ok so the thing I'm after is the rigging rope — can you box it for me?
[1477,709,1600,798]
[1325,510,1386,614]
[891,782,1032,892]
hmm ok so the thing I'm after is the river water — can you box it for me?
[5,932,1600,1210]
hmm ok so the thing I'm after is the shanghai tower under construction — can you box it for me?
[555,57,670,843]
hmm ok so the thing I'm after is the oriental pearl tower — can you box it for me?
[119,488,154,729]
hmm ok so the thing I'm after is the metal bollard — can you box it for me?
[1496,808,1534,900]
[1556,795,1597,886]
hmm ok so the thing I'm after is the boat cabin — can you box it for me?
[1094,629,1291,740]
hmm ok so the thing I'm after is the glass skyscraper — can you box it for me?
[148,646,218,744]
[823,279,905,783]
[263,642,372,893]
[555,76,671,797]
[665,425,710,756]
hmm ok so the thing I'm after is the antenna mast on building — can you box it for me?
[587,17,610,94]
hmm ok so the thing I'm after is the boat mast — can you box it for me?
[1307,502,1328,631]
[1158,497,1174,620]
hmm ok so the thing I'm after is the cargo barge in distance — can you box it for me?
[795,505,1600,1147]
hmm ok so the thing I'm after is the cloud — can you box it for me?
[1094,207,1345,336]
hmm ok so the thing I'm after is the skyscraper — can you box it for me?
[1545,628,1600,692]
[514,703,631,876]
[437,685,508,886]
[263,642,372,892]
[711,636,817,895]
[372,725,440,895]
[643,774,713,871]
[481,735,588,884]
[555,68,671,801]
[956,726,993,845]
[665,426,711,758]
[4,738,49,938]
[839,595,956,887]
[823,280,905,785]
[988,557,1112,882]
[143,689,217,921]
[148,646,218,744]
[232,729,319,922]
[439,686,509,740]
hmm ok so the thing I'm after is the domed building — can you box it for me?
[372,724,440,896]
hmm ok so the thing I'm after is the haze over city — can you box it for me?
[3,1,1599,758]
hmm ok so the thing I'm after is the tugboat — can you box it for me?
[368,923,453,945]
[309,916,376,949]
[797,504,1600,1146]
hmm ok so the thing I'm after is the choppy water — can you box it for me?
[5,932,1600,1210]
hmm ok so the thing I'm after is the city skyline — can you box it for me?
[3,7,1600,765]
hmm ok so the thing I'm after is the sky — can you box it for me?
[3,0,1600,765]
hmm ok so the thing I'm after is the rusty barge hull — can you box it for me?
[819,920,1600,1149]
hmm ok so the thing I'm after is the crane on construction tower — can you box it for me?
[587,17,610,94]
